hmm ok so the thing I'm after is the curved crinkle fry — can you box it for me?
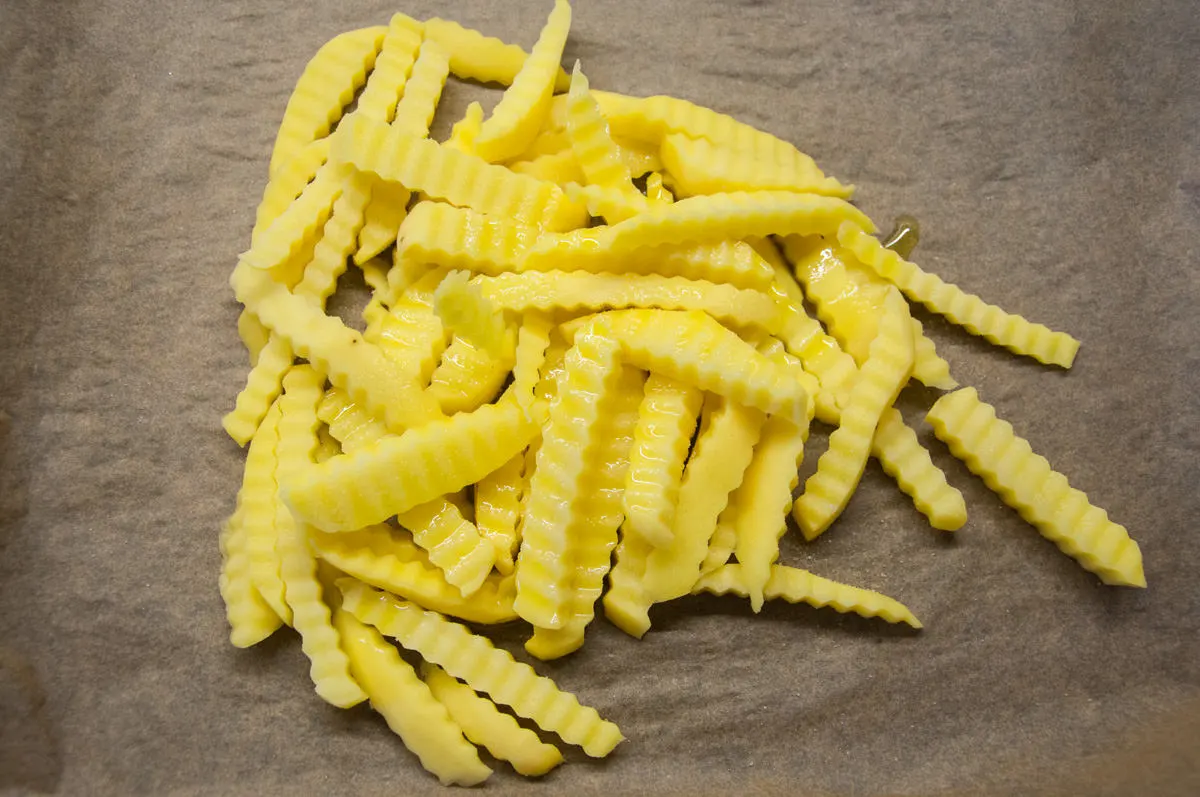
[422,664,564,777]
[396,202,537,276]
[357,38,455,263]
[732,414,812,612]
[396,498,497,598]
[311,525,517,624]
[316,388,389,454]
[694,564,922,628]
[253,137,332,245]
[514,330,624,630]
[565,64,645,221]
[874,408,967,531]
[268,26,386,178]
[434,271,512,358]
[600,309,812,426]
[238,281,443,434]
[565,182,651,225]
[474,453,525,575]
[219,510,283,646]
[334,114,586,231]
[641,396,765,608]
[661,133,852,198]
[511,313,554,418]
[284,399,537,532]
[429,336,514,415]
[475,270,784,333]
[354,14,423,124]
[522,191,874,273]
[423,16,570,91]
[276,366,367,708]
[224,170,375,446]
[839,224,1080,368]
[341,580,623,757]
[794,291,915,540]
[622,374,703,550]
[446,101,484,153]
[333,608,491,786]
[925,388,1145,587]
[241,163,341,271]
[240,402,292,625]
[526,365,645,660]
[472,0,571,163]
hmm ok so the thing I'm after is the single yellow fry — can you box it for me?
[694,564,922,628]
[839,223,1080,368]
[396,498,497,598]
[333,608,491,786]
[316,387,389,454]
[428,336,513,415]
[908,316,957,390]
[276,366,367,708]
[640,396,765,607]
[794,291,915,539]
[733,414,812,611]
[622,374,703,550]
[522,191,874,273]
[241,402,292,625]
[240,163,342,271]
[396,201,538,276]
[599,309,812,426]
[511,313,554,418]
[253,137,332,246]
[514,329,624,630]
[602,524,654,638]
[926,388,1145,587]
[422,664,564,777]
[341,580,623,757]
[474,453,525,575]
[661,132,852,198]
[311,525,517,624]
[423,16,571,90]
[526,365,645,660]
[219,504,282,648]
[472,0,571,163]
[238,310,272,368]
[372,273,449,382]
[238,280,443,434]
[284,399,537,532]
[873,408,967,532]
[333,114,586,231]
[475,270,784,333]
[698,479,742,576]
[565,63,646,223]
[268,26,386,178]
[354,13,423,124]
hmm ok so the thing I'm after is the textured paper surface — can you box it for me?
[1,1,1198,794]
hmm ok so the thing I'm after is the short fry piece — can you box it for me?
[873,409,967,531]
[396,498,497,598]
[474,453,525,574]
[341,580,624,757]
[423,664,564,777]
[694,564,922,628]
[925,388,1145,587]
[334,609,491,786]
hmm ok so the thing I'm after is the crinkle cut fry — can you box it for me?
[793,290,915,540]
[333,114,586,232]
[240,401,291,626]
[333,608,491,786]
[661,132,852,198]
[396,497,497,598]
[473,452,525,575]
[268,26,386,178]
[873,408,967,532]
[472,0,571,163]
[283,398,537,533]
[341,580,624,757]
[317,387,389,454]
[396,201,538,276]
[311,525,517,624]
[422,664,564,777]
[423,17,570,90]
[839,223,1080,368]
[694,564,922,628]
[514,329,624,630]
[354,14,423,125]
[276,365,367,708]
[925,388,1144,587]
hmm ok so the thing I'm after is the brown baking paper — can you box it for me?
[2,1,1198,794]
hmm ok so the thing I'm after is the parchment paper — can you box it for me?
[2,1,1198,794]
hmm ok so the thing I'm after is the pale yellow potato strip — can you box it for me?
[241,402,291,626]
[423,16,570,90]
[396,497,497,598]
[661,132,852,198]
[473,453,525,575]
